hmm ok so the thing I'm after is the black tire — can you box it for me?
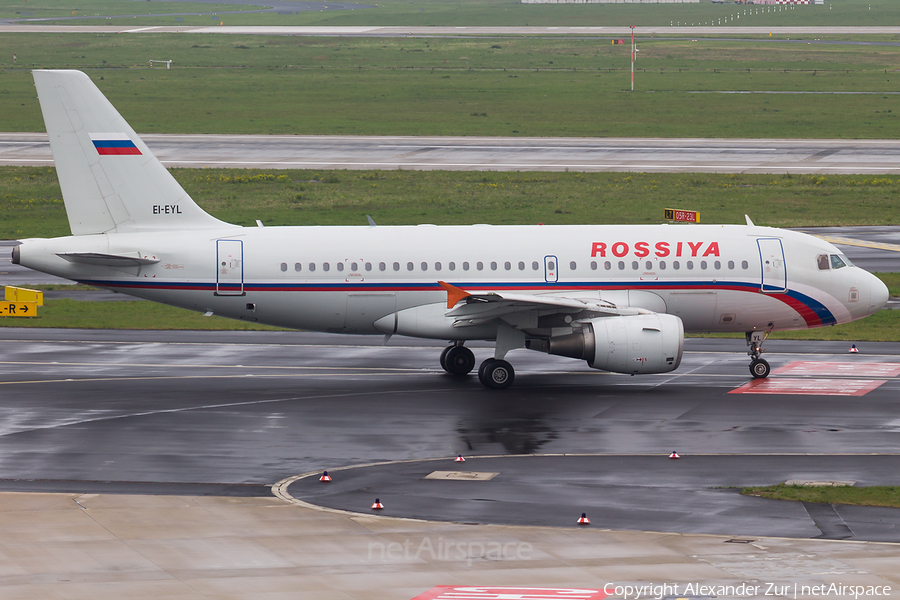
[439,345,451,372]
[444,346,476,376]
[481,359,515,389]
[477,358,496,384]
[750,358,770,379]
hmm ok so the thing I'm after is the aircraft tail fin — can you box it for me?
[33,69,233,236]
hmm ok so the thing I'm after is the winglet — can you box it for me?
[439,281,471,309]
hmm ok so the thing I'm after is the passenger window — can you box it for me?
[686,261,693,270]
[449,262,456,271]
[323,262,330,272]
[673,261,680,270]
[618,261,625,270]
[830,254,847,269]
[490,261,497,271]
[393,262,400,271]
[659,261,666,270]
[570,261,577,270]
[518,261,525,271]
[742,260,749,270]
[379,262,386,272]
[714,260,721,270]
[421,262,428,271]
[294,262,302,272]
[645,261,652,270]
[280,262,287,272]
[435,262,442,271]
[547,261,555,271]
[728,260,734,270]
[407,262,414,271]
[604,261,611,270]
[590,261,597,270]
[817,255,830,270]
[532,261,539,270]
[504,261,511,271]
[309,263,316,272]
[631,261,639,270]
[463,261,470,271]
[337,262,344,272]
[365,262,372,272]
[350,262,358,271]
[477,262,484,271]
[700,261,707,270]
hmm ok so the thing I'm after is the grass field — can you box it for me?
[742,483,900,509]
[1,34,900,138]
[4,167,900,239]
[2,0,898,28]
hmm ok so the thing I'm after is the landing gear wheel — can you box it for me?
[444,346,476,376]
[750,358,770,379]
[478,359,515,389]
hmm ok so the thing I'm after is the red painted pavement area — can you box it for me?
[411,587,610,600]
[772,361,900,378]
[730,378,887,397]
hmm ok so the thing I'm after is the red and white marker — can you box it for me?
[577,512,590,525]
[669,451,680,459]
[454,454,466,462]
[371,498,384,510]
[319,470,332,482]
[850,344,859,353]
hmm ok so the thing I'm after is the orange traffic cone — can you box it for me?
[669,451,680,459]
[319,470,332,482]
[577,512,590,525]
[850,344,859,353]
[455,454,466,462]
[371,498,384,510]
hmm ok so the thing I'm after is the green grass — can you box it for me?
[5,167,900,240]
[4,0,899,28]
[2,35,900,138]
[0,297,285,330]
[742,483,900,508]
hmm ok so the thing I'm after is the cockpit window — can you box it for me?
[816,254,830,270]
[830,254,847,270]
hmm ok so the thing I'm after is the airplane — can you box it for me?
[11,70,890,389]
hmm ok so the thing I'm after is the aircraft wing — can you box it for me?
[439,281,643,328]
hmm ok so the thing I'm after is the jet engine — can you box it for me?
[530,313,684,375]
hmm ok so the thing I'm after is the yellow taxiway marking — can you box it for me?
[813,234,900,253]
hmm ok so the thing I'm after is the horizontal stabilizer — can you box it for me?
[57,252,160,267]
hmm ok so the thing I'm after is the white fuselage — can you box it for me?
[17,223,886,340]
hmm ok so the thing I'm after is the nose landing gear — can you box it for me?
[747,330,772,379]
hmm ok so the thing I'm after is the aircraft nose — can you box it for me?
[868,273,889,315]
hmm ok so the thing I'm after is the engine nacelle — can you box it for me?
[539,314,684,375]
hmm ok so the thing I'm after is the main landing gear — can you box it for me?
[747,330,772,379]
[440,325,525,390]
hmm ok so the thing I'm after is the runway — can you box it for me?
[5,133,900,174]
[1,328,900,543]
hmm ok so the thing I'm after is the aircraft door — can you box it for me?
[757,238,787,293]
[544,255,558,283]
[216,239,244,296]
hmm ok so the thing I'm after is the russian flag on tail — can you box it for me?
[90,133,142,156]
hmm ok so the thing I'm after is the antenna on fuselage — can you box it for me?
[745,215,755,226]
[366,215,377,227]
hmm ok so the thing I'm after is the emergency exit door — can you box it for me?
[216,239,244,296]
